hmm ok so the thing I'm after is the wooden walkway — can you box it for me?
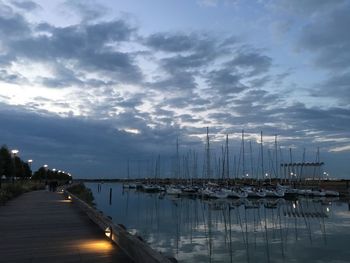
[0,190,133,263]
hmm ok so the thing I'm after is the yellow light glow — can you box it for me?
[57,200,72,203]
[105,227,112,238]
[77,240,114,253]
[68,195,72,200]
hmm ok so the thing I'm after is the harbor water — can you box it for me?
[86,183,350,263]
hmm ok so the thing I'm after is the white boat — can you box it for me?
[142,184,161,192]
[297,189,313,196]
[222,188,248,198]
[265,189,285,198]
[324,190,340,197]
[181,186,198,195]
[210,191,228,199]
[276,183,289,191]
[245,187,266,198]
[199,187,215,198]
[166,186,182,195]
[311,189,326,197]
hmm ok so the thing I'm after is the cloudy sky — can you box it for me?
[0,0,349,178]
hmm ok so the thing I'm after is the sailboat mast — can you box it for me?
[206,127,211,179]
[261,131,264,183]
[249,140,254,181]
[127,159,130,179]
[221,145,225,180]
[301,148,306,183]
[226,134,229,180]
[289,148,293,185]
[275,135,278,180]
[176,136,179,181]
[242,130,245,178]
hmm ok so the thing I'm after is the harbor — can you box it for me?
[86,182,350,263]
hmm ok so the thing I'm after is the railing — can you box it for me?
[64,190,176,263]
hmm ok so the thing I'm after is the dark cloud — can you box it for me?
[296,3,350,103]
[1,12,143,85]
[11,0,40,11]
[206,68,246,94]
[313,72,350,103]
[284,104,350,134]
[149,71,197,93]
[37,64,83,88]
[11,19,135,56]
[63,0,107,22]
[248,75,271,88]
[146,32,230,73]
[145,32,199,53]
[0,54,15,66]
[178,114,202,123]
[0,69,26,83]
[0,10,30,38]
[299,5,350,70]
[0,103,190,177]
[227,51,272,76]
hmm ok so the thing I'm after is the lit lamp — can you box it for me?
[28,160,33,178]
[105,227,112,239]
[11,149,19,155]
[11,149,19,183]
[43,164,48,190]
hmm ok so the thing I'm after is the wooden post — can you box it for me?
[109,188,112,205]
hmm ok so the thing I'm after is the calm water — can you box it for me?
[86,183,350,263]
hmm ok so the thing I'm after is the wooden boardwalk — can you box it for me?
[0,190,133,263]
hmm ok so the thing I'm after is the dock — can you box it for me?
[0,190,133,263]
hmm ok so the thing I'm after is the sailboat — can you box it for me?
[123,160,136,188]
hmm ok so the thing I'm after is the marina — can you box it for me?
[86,182,350,263]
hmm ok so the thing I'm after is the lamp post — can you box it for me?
[28,159,33,179]
[11,149,19,183]
[43,164,48,190]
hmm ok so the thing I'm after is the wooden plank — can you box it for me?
[0,190,133,263]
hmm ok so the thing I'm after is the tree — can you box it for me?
[0,145,14,178]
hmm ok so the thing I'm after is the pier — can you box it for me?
[0,190,133,263]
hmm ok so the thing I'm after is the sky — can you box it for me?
[0,0,349,179]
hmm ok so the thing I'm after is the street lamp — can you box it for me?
[11,149,19,183]
[28,160,33,178]
[43,164,48,190]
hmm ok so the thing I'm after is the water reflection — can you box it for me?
[86,183,350,263]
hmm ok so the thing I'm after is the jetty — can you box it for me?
[0,190,133,263]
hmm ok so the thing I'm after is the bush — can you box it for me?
[67,183,95,206]
[0,182,45,204]
[0,183,25,204]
